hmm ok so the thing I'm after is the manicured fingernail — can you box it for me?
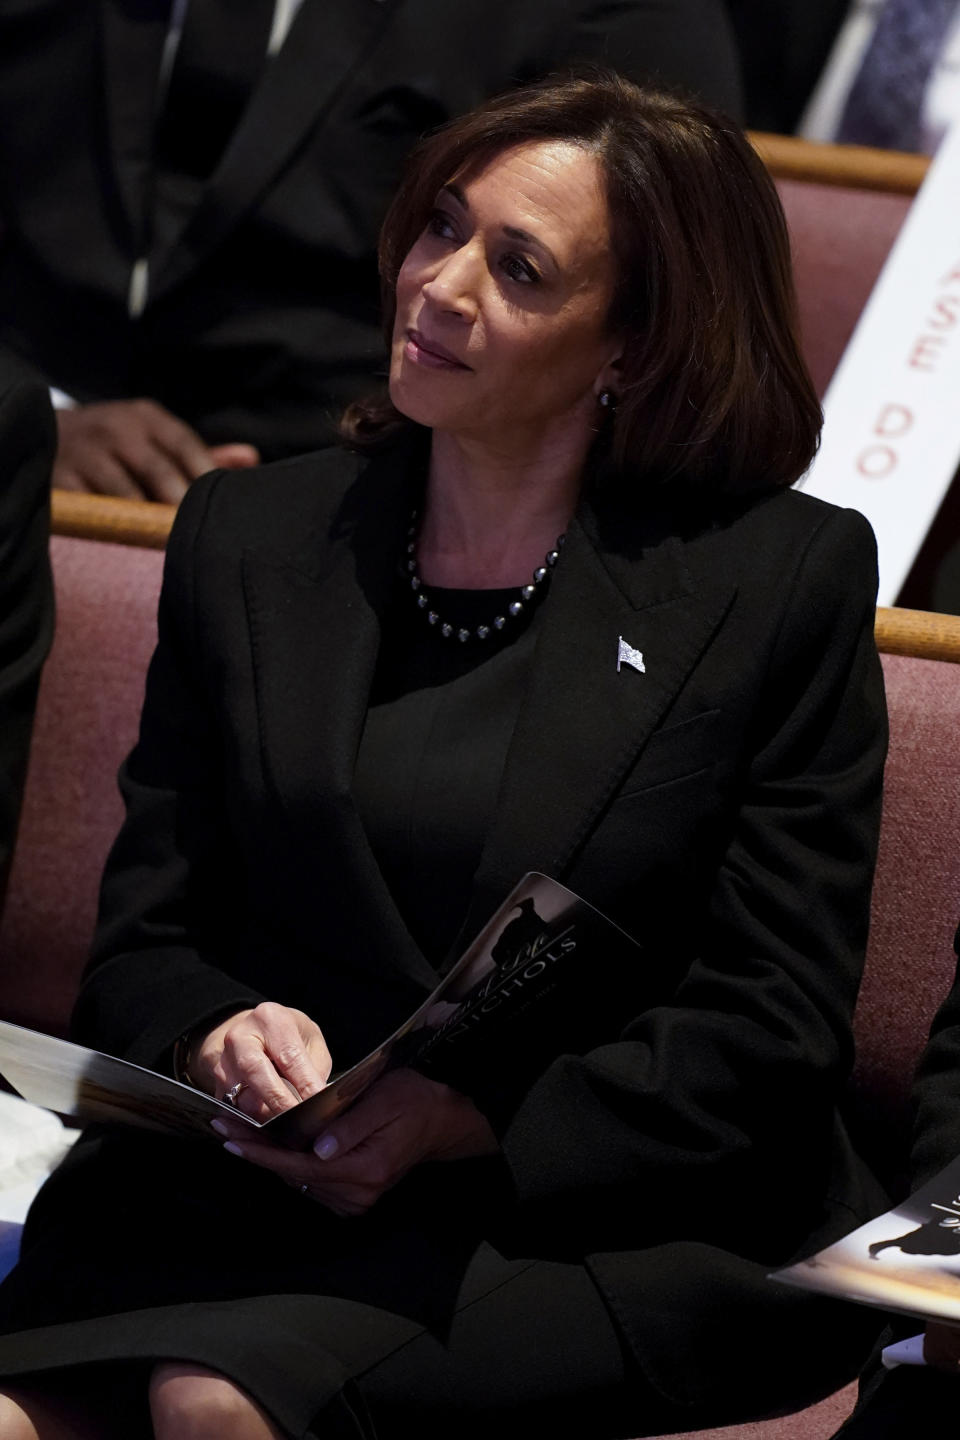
[313,1133,338,1160]
[210,1119,229,1136]
[223,1141,245,1157]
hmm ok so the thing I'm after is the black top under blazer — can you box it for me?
[56,436,891,1412]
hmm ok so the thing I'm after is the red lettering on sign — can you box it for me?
[909,334,946,371]
[874,404,914,439]
[930,295,960,331]
[857,445,898,479]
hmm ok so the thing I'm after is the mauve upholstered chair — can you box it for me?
[776,178,911,400]
[0,530,164,1036]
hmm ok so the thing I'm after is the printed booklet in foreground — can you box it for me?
[773,1151,960,1329]
[0,873,640,1151]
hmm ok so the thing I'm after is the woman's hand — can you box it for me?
[190,1002,332,1121]
[213,1067,499,1215]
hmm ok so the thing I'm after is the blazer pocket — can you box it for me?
[617,709,721,798]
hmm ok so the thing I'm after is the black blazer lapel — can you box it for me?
[454,505,736,952]
[241,454,439,992]
[151,0,400,297]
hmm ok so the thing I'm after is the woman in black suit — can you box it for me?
[0,75,888,1439]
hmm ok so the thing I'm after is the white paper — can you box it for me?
[881,1333,927,1369]
[796,120,960,604]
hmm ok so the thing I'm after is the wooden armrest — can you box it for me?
[47,497,960,663]
[875,606,960,662]
[51,490,175,549]
[749,131,928,196]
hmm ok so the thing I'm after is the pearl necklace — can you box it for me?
[405,510,565,642]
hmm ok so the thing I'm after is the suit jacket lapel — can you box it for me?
[242,447,439,991]
[151,0,400,296]
[99,0,172,255]
[453,497,736,954]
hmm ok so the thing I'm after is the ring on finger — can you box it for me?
[223,1082,245,1107]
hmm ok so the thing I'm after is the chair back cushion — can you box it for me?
[776,178,911,397]
[849,651,960,1181]
[0,535,163,1036]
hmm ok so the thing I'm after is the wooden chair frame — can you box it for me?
[51,490,174,550]
[51,491,960,662]
[749,131,927,196]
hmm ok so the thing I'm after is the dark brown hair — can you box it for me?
[341,71,821,499]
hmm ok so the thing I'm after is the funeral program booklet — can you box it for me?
[772,1151,960,1329]
[0,873,641,1151]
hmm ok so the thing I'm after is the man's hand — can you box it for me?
[191,1002,332,1122]
[214,1067,499,1216]
[54,399,259,502]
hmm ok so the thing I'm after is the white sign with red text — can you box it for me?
[796,121,960,605]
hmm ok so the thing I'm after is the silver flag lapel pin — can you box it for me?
[617,636,645,674]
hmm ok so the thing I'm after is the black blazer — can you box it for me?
[73,438,889,1411]
[0,0,742,459]
[0,357,54,910]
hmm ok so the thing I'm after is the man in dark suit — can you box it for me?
[0,0,743,502]
[0,355,55,916]
[725,0,850,133]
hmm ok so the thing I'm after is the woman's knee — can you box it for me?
[0,1391,39,1440]
[0,1384,103,1440]
[149,1362,284,1440]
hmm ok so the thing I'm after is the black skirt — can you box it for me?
[0,1127,644,1440]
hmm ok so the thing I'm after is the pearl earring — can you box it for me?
[598,389,617,410]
